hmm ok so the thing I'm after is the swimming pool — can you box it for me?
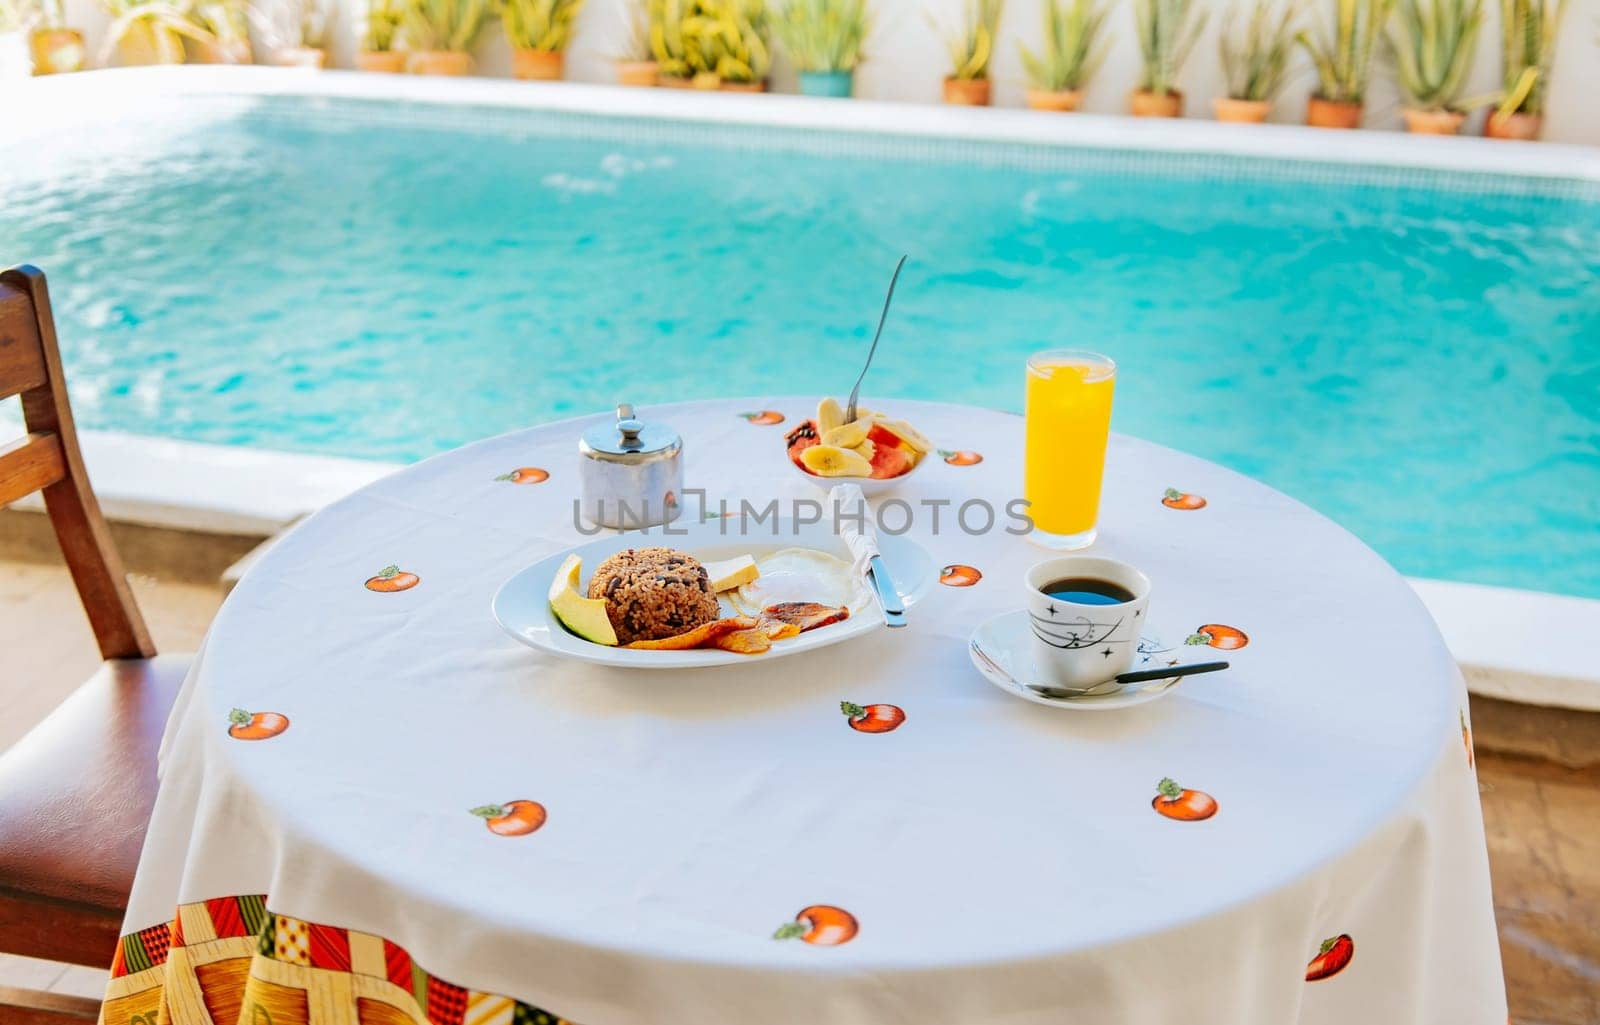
[3,74,1598,601]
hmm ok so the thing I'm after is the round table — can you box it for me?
[109,399,1504,1025]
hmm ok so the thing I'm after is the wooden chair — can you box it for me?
[0,266,191,1022]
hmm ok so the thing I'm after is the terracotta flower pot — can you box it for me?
[407,50,472,75]
[1025,88,1082,112]
[720,79,765,93]
[1484,111,1541,141]
[512,47,563,80]
[1130,89,1183,117]
[356,49,407,72]
[1214,96,1270,123]
[615,59,658,86]
[658,74,694,88]
[1306,96,1362,129]
[29,28,85,74]
[1402,108,1465,135]
[193,37,253,64]
[275,45,326,68]
[117,22,186,64]
[942,77,991,106]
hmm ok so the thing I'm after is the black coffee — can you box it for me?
[1041,577,1136,606]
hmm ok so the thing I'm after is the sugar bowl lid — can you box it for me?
[579,403,682,463]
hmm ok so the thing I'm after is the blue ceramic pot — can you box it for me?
[798,70,854,98]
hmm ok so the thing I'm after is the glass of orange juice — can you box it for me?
[1024,350,1116,550]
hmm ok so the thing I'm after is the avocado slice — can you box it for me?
[548,554,618,646]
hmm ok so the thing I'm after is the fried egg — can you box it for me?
[729,548,868,617]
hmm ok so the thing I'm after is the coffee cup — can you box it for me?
[1024,556,1151,691]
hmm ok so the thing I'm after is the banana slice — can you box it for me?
[817,397,844,435]
[872,418,934,454]
[800,444,873,477]
[821,419,871,449]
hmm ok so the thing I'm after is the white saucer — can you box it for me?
[968,610,1186,710]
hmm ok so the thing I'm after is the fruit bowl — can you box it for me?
[786,446,927,495]
[783,399,932,495]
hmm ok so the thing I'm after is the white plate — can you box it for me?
[969,610,1187,710]
[493,518,936,669]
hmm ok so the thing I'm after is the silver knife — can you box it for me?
[866,554,907,628]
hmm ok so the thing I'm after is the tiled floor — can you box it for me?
[0,554,1595,1021]
[1477,751,1600,1025]
[0,559,223,752]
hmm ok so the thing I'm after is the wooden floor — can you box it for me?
[1,553,1596,1022]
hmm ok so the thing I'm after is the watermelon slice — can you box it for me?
[868,443,915,479]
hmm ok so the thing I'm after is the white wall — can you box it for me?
[47,0,1600,145]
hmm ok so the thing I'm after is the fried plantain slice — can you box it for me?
[759,618,803,640]
[711,628,773,655]
[624,616,759,650]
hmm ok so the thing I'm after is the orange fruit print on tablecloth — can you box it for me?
[1305,934,1354,980]
[496,467,549,484]
[1162,488,1207,510]
[470,800,547,836]
[841,701,905,733]
[773,905,858,946]
[1462,710,1474,769]
[1151,778,1217,821]
[1186,624,1248,650]
[740,411,785,425]
[365,565,419,592]
[940,564,981,587]
[939,449,983,466]
[227,709,288,740]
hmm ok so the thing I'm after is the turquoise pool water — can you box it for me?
[2,95,1597,598]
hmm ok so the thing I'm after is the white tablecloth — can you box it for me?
[107,398,1504,1025]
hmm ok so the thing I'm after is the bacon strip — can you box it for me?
[761,602,850,633]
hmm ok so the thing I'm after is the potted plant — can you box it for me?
[1388,0,1482,134]
[1131,0,1205,116]
[192,0,251,62]
[98,0,212,64]
[358,0,407,69]
[937,0,1002,105]
[1485,0,1565,139]
[681,0,770,91]
[1297,0,1390,127]
[1215,0,1298,121]
[399,0,491,73]
[774,0,868,97]
[29,0,86,74]
[1018,0,1108,111]
[251,0,333,64]
[648,0,691,84]
[613,0,657,84]
[500,0,583,79]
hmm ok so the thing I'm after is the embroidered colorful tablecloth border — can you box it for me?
[101,895,576,1025]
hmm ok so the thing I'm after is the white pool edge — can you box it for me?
[3,422,1594,711]
[2,422,402,537]
[7,66,1600,186]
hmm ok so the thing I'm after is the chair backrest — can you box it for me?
[1,265,155,661]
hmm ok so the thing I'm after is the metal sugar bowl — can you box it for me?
[578,403,684,529]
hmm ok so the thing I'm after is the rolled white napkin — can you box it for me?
[830,483,879,580]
